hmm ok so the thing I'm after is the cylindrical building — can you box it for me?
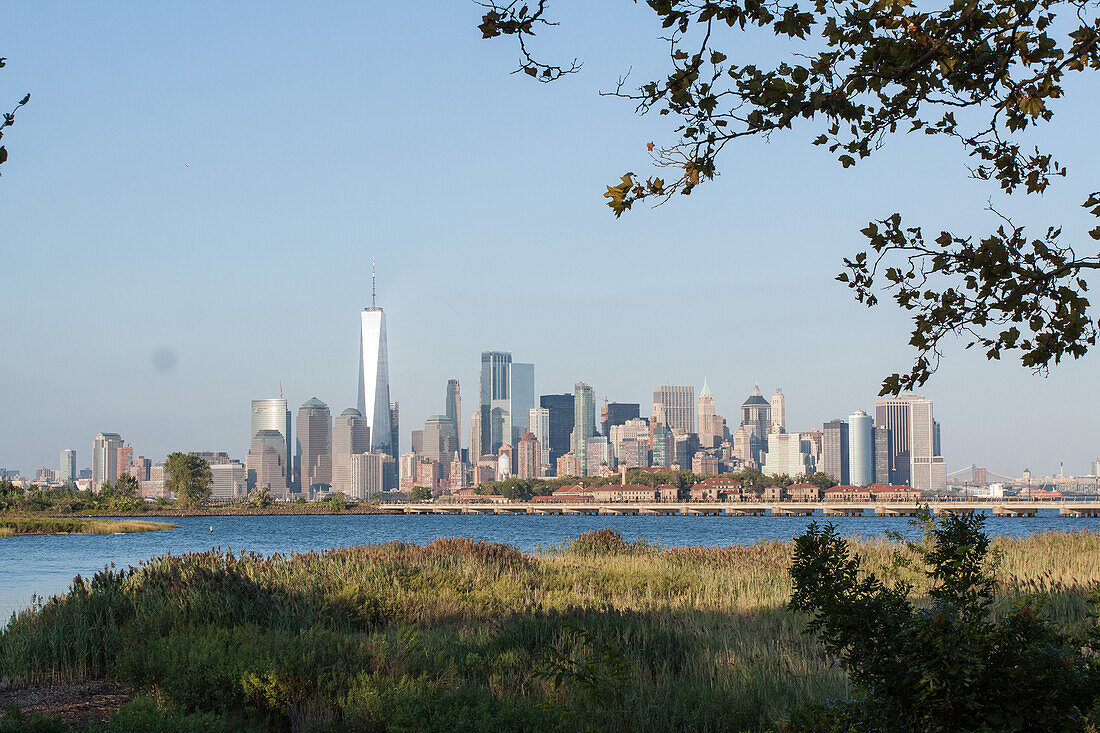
[848,411,874,486]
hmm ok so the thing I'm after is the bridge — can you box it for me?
[377,500,1100,518]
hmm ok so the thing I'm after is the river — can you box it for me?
[3,511,1098,622]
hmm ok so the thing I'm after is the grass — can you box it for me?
[0,528,1097,731]
[0,517,177,536]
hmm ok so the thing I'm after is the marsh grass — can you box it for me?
[0,517,176,536]
[0,529,1097,731]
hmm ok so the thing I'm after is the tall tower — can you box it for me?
[573,382,595,477]
[59,449,77,486]
[740,385,771,440]
[848,411,873,486]
[297,398,332,492]
[358,262,394,457]
[770,389,786,433]
[653,384,695,434]
[91,433,122,490]
[875,394,917,485]
[821,419,849,485]
[445,379,462,455]
[479,350,513,455]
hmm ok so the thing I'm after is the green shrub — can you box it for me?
[0,705,66,733]
[103,697,230,733]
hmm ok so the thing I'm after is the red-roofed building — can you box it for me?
[654,484,681,502]
[788,483,823,502]
[869,484,921,501]
[589,484,658,502]
[825,485,872,502]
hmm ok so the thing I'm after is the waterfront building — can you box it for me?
[358,274,394,457]
[210,461,247,500]
[601,402,640,437]
[59,449,76,486]
[251,398,292,482]
[91,432,123,491]
[821,419,850,485]
[245,429,290,499]
[297,398,332,492]
[573,383,595,476]
[770,389,786,433]
[849,411,873,486]
[873,426,892,484]
[517,432,541,479]
[445,379,462,455]
[762,432,811,477]
[653,384,694,434]
[740,385,771,441]
[528,407,552,475]
[540,393,575,467]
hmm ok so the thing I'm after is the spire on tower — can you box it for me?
[371,258,376,308]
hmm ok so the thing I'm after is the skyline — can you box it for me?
[2,2,1099,478]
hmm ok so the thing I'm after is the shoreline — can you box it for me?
[0,517,178,537]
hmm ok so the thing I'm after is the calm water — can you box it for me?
[3,511,1099,622]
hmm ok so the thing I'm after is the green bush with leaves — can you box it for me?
[787,509,1100,732]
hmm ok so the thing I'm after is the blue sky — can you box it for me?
[2,1,1098,478]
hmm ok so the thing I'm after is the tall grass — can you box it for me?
[0,529,1097,731]
[0,517,176,536]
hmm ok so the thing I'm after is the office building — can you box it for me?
[763,432,811,477]
[602,402,640,437]
[821,419,849,485]
[332,408,369,495]
[349,452,392,499]
[573,383,595,476]
[210,461,247,500]
[422,415,456,465]
[556,451,579,478]
[874,394,918,485]
[586,435,613,475]
[653,384,694,434]
[358,273,394,457]
[873,426,892,484]
[528,407,552,475]
[417,459,441,491]
[771,389,786,433]
[246,429,290,499]
[541,393,575,466]
[849,411,873,486]
[59,449,76,486]
[517,432,541,479]
[740,385,772,441]
[469,410,482,463]
[91,432,123,491]
[445,379,462,454]
[909,397,946,492]
[480,351,513,455]
[297,398,332,492]
[652,424,673,468]
[510,362,535,446]
[697,380,724,448]
[251,398,292,482]
[617,440,649,469]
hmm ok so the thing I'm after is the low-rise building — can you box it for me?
[787,483,823,502]
[825,485,872,502]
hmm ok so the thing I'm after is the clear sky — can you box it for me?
[2,1,1098,479]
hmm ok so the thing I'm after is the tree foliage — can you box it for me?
[788,509,1100,731]
[248,485,274,508]
[0,56,30,175]
[164,452,212,508]
[478,0,1100,394]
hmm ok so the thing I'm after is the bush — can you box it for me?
[788,509,1100,732]
[0,705,66,733]
[103,697,230,733]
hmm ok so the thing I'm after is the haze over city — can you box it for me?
[3,1,1099,478]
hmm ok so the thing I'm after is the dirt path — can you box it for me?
[0,680,130,726]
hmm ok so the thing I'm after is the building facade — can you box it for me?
[653,384,695,434]
[358,299,394,457]
[540,393,575,468]
[91,432,123,491]
[821,419,849,485]
[573,383,595,476]
[245,429,290,499]
[848,411,873,486]
[297,397,332,492]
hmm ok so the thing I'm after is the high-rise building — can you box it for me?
[480,351,513,455]
[651,424,673,468]
[297,398,332,492]
[389,402,400,460]
[517,432,541,479]
[528,407,552,475]
[358,271,394,457]
[540,393,574,466]
[874,394,917,485]
[873,426,892,484]
[573,383,595,476]
[697,380,725,448]
[653,384,695,434]
[445,379,462,455]
[91,432,123,491]
[422,415,456,465]
[349,452,392,499]
[410,430,424,454]
[909,397,946,492]
[848,411,873,486]
[602,402,640,437]
[821,419,849,485]
[246,429,290,499]
[252,398,292,483]
[556,452,580,478]
[510,363,535,447]
[469,410,482,462]
[332,408,369,495]
[740,385,772,442]
[210,461,248,500]
[763,432,810,477]
[59,449,76,486]
[770,389,786,433]
[586,435,613,475]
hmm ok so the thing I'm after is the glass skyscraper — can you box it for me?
[358,305,393,457]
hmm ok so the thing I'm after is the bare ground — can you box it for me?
[0,680,129,726]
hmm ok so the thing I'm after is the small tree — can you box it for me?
[164,452,212,508]
[408,486,432,502]
[110,474,143,513]
[248,485,273,508]
[788,510,1100,731]
[326,491,347,511]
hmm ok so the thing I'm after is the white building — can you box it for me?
[762,432,810,478]
[848,411,874,486]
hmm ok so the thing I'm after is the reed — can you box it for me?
[0,517,177,536]
[0,529,1096,731]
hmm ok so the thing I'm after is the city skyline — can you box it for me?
[2,4,1099,478]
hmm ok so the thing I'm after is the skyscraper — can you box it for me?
[821,419,849,485]
[873,426,892,484]
[540,393,574,466]
[517,432,541,479]
[909,397,946,492]
[297,398,332,492]
[697,380,724,448]
[740,385,771,439]
[770,389,786,433]
[762,432,810,477]
[469,410,482,462]
[422,415,456,465]
[251,398,292,482]
[92,432,123,491]
[59,449,76,486]
[510,362,535,447]
[602,402,640,436]
[528,407,551,475]
[848,411,873,486]
[358,264,394,457]
[389,402,400,460]
[653,384,695,434]
[332,407,369,495]
[573,383,595,477]
[445,379,462,455]
[874,394,916,485]
[246,429,290,499]
[480,350,513,455]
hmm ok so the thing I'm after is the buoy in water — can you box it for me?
[209,526,213,533]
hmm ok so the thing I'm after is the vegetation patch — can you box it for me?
[0,517,176,536]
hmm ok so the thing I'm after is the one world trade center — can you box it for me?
[357,264,393,457]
